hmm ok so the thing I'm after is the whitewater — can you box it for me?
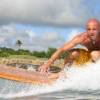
[0,60,100,99]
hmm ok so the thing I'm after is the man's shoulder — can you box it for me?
[77,32,87,37]
[73,32,87,43]
[75,32,88,39]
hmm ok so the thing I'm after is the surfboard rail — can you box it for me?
[0,65,56,84]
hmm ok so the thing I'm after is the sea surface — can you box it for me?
[0,60,100,100]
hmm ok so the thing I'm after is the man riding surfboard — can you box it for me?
[38,19,100,72]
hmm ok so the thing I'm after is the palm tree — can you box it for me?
[16,40,22,50]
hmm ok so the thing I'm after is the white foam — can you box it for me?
[0,60,100,99]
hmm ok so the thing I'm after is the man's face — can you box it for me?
[86,22,100,40]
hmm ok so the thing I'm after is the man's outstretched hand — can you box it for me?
[38,64,50,73]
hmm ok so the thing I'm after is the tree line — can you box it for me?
[0,39,68,58]
[0,47,68,59]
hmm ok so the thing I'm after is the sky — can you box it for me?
[0,0,100,51]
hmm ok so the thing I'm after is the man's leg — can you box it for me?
[64,50,80,66]
[90,51,100,62]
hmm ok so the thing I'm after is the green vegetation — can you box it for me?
[0,47,68,59]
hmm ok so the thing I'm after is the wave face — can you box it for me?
[0,60,100,99]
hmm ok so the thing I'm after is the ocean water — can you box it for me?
[0,60,100,100]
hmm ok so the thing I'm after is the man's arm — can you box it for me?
[38,34,84,72]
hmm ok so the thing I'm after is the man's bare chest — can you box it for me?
[82,39,100,50]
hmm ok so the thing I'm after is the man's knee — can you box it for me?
[64,51,79,65]
[90,51,100,61]
[71,51,80,58]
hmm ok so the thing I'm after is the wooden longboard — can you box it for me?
[0,65,57,84]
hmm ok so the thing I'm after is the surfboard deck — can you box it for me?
[0,65,58,84]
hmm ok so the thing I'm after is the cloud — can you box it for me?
[0,0,99,50]
[0,0,100,27]
[0,24,65,51]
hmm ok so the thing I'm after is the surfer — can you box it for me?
[38,19,100,72]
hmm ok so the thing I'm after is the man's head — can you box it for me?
[86,19,100,40]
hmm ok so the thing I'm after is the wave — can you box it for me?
[0,60,100,99]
